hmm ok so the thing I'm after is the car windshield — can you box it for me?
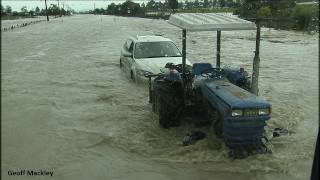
[134,41,181,59]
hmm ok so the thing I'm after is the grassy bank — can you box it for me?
[236,3,319,32]
[176,7,235,13]
[142,8,235,20]
[269,4,319,31]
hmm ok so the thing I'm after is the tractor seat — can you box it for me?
[192,63,213,76]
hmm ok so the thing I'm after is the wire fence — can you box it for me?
[1,19,47,32]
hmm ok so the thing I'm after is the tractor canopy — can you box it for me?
[168,13,256,32]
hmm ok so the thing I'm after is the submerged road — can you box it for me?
[1,15,318,180]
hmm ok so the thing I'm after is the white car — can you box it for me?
[120,35,192,82]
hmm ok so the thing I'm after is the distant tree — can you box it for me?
[178,2,184,9]
[107,3,119,14]
[21,6,28,16]
[93,8,103,14]
[48,4,60,16]
[203,0,209,8]
[239,0,296,18]
[1,5,4,15]
[266,0,296,12]
[141,2,146,8]
[121,0,143,16]
[101,8,105,14]
[61,8,66,15]
[40,9,46,16]
[163,0,169,10]
[226,0,236,7]
[234,0,241,7]
[219,0,226,7]
[5,5,12,14]
[12,11,18,16]
[29,10,35,16]
[293,5,315,30]
[212,0,217,7]
[35,6,40,15]
[194,0,200,8]
[184,0,190,9]
[153,1,160,11]
[168,0,178,11]
[146,0,156,11]
[238,0,264,18]
[256,6,271,18]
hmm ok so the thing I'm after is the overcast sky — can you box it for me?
[1,0,151,12]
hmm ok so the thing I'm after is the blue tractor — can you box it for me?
[145,13,271,157]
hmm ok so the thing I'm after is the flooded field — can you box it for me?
[1,15,318,180]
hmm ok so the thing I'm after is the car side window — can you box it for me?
[128,42,134,53]
[123,39,132,52]
[125,40,133,52]
[123,42,128,51]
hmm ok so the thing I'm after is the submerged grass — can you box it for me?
[1,15,38,20]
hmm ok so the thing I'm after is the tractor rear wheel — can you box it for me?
[152,90,158,113]
[158,96,172,128]
[153,80,181,128]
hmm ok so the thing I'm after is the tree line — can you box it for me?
[2,0,316,31]
[1,4,73,19]
[236,0,319,31]
[88,0,241,16]
[86,0,318,31]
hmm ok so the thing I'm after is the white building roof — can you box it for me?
[168,13,256,31]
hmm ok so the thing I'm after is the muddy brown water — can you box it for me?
[1,15,318,180]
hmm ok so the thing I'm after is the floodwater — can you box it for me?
[1,15,318,180]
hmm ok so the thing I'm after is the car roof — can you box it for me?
[131,35,173,43]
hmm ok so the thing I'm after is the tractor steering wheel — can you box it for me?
[200,68,223,78]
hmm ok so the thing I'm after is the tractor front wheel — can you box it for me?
[213,112,223,137]
[207,107,223,137]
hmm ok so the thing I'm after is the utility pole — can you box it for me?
[45,0,49,21]
[182,29,187,105]
[57,0,60,16]
[216,30,221,68]
[251,20,261,95]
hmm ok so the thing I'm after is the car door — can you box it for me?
[126,41,135,74]
[121,39,134,74]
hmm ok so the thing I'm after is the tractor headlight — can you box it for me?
[258,108,270,115]
[231,109,243,117]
